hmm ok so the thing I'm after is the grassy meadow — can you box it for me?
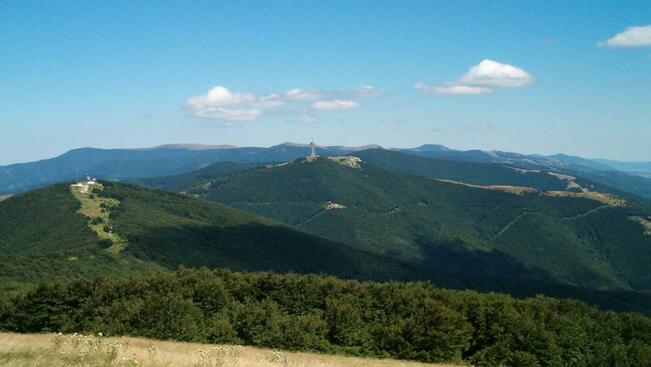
[0,333,458,367]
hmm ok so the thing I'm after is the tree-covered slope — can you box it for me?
[169,157,651,291]
[355,149,569,191]
[2,180,651,315]
[0,185,161,289]
[0,182,425,290]
[0,144,335,194]
[99,182,417,281]
[133,161,259,191]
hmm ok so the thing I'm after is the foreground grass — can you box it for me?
[0,333,459,367]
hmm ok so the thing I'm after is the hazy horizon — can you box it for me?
[2,140,650,167]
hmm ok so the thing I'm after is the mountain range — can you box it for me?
[2,143,651,315]
[2,143,651,199]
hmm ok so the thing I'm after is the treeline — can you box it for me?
[1,268,650,366]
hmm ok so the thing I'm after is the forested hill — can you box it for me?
[4,143,651,200]
[163,156,651,292]
[0,182,421,288]
[3,180,651,315]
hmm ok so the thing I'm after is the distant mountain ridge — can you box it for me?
[1,142,650,199]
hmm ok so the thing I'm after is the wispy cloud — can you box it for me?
[415,83,491,95]
[355,85,385,97]
[415,59,534,95]
[312,100,359,110]
[186,85,381,122]
[599,25,651,47]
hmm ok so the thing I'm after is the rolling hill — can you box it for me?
[0,181,424,291]
[4,142,651,200]
[3,177,651,315]
[157,154,651,293]
[0,144,356,194]
[400,146,651,200]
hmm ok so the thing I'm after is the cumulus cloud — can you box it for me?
[187,85,379,122]
[459,59,534,88]
[186,86,254,109]
[186,86,277,123]
[312,100,360,110]
[599,25,651,47]
[415,59,534,95]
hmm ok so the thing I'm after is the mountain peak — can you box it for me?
[410,144,450,152]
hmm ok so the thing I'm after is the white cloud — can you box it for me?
[415,59,534,95]
[284,88,327,101]
[356,85,385,97]
[187,85,376,122]
[186,86,254,109]
[250,94,285,109]
[194,107,262,122]
[599,25,651,47]
[186,86,265,122]
[312,100,360,110]
[459,59,534,88]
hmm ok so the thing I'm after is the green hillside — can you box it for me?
[0,182,424,292]
[134,161,259,191]
[99,182,415,280]
[169,157,651,292]
[355,149,569,191]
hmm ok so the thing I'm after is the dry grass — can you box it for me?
[435,178,626,206]
[545,191,626,206]
[629,216,651,236]
[0,333,459,367]
[0,195,11,202]
[435,179,538,195]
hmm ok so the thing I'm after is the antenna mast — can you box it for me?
[309,140,317,160]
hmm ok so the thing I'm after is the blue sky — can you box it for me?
[1,1,650,165]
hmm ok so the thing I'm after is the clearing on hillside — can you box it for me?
[629,216,651,236]
[70,182,127,254]
[0,333,458,367]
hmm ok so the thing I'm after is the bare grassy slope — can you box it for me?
[0,333,457,367]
